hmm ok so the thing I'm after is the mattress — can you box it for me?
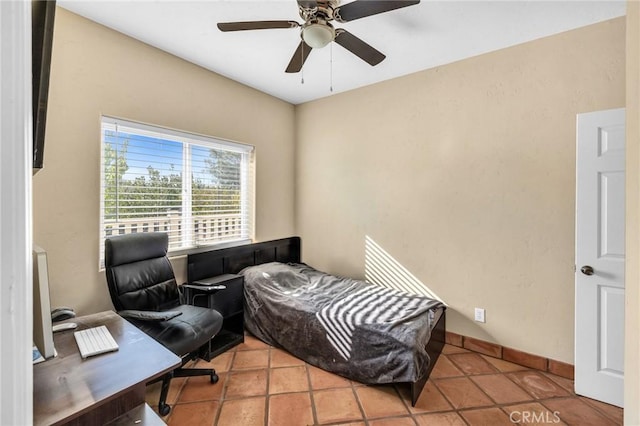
[240,262,444,384]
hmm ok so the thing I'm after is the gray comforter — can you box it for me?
[240,262,443,384]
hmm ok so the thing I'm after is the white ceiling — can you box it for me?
[58,0,626,105]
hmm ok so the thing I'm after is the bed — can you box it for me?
[187,237,446,405]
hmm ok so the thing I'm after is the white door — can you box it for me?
[575,108,625,408]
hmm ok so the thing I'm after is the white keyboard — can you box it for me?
[73,325,119,359]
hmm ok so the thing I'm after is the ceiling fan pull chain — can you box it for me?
[329,43,333,92]
[301,44,305,84]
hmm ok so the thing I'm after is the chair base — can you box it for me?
[154,354,218,416]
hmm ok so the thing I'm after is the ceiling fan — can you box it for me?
[217,0,420,73]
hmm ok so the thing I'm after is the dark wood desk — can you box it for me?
[33,311,181,426]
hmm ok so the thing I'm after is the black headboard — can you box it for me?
[187,237,301,283]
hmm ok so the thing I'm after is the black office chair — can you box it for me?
[104,232,223,416]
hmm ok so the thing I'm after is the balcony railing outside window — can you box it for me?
[103,212,244,249]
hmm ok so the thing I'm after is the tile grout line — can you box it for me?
[502,370,556,401]
[431,377,498,413]
[349,381,370,426]
[448,350,579,416]
[264,345,272,426]
[438,351,578,387]
[439,352,503,409]
[447,332,575,380]
[392,383,417,425]
[538,396,621,426]
[406,382,462,423]
[468,366,540,403]
[432,352,538,422]
[303,363,321,426]
[579,396,624,423]
[428,376,469,419]
[390,384,421,425]
[447,352,501,375]
[213,349,236,426]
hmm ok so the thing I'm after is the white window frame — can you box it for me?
[99,116,255,267]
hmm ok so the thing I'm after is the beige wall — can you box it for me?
[33,8,296,315]
[295,18,625,363]
[625,1,640,422]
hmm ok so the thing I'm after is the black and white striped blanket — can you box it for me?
[241,262,443,384]
[316,282,439,361]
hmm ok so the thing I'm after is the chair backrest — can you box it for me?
[104,232,180,311]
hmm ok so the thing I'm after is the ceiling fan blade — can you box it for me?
[334,29,385,66]
[285,41,312,73]
[297,0,318,9]
[217,21,299,32]
[334,0,420,22]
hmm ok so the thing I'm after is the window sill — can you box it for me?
[167,238,252,258]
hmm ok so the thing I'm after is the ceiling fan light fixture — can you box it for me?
[302,23,335,48]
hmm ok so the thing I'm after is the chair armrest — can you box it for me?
[182,284,226,293]
[119,310,183,321]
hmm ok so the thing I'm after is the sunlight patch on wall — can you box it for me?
[364,235,445,304]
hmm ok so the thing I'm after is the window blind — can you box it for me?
[99,116,254,267]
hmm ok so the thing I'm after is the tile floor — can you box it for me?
[145,336,623,426]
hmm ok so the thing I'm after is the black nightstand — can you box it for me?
[182,273,244,359]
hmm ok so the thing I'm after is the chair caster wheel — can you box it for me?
[211,373,219,384]
[159,403,171,416]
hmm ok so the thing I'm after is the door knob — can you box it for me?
[581,265,594,276]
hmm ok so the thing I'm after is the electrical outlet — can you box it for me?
[474,308,486,323]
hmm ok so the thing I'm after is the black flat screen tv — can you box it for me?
[32,0,56,170]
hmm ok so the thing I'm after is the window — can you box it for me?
[99,116,254,267]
